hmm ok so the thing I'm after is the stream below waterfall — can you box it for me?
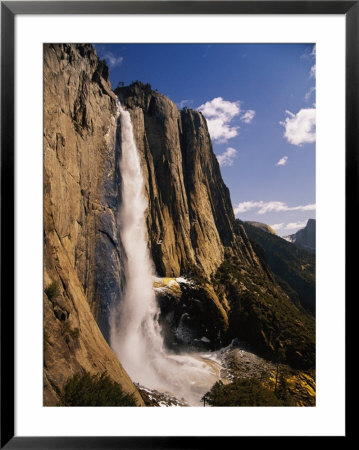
[134,340,279,406]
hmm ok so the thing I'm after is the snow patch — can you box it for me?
[176,277,195,285]
[153,287,169,295]
[152,276,195,287]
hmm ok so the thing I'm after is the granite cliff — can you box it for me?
[43,44,315,405]
[115,82,315,368]
[43,44,143,405]
[115,82,263,279]
[115,82,276,349]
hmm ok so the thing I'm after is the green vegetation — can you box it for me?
[60,372,137,406]
[44,281,59,300]
[242,220,315,315]
[130,80,152,94]
[212,242,315,370]
[227,287,315,369]
[114,80,153,100]
[202,378,295,406]
[275,372,295,405]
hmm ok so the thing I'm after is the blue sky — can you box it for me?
[94,44,316,236]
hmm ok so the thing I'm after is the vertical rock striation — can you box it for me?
[115,82,315,368]
[116,83,263,279]
[114,82,276,350]
[43,44,144,405]
[43,44,315,402]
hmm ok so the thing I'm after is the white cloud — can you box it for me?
[233,200,316,216]
[234,201,260,215]
[240,110,255,124]
[205,117,239,142]
[285,220,308,230]
[276,156,288,166]
[216,147,237,167]
[301,44,316,59]
[280,108,316,146]
[305,61,316,100]
[301,45,316,99]
[177,99,193,109]
[310,64,316,79]
[198,97,255,143]
[199,97,240,120]
[271,221,308,231]
[102,52,124,68]
[271,223,285,231]
[305,86,316,101]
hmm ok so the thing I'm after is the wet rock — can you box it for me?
[43,44,144,406]
[154,277,228,350]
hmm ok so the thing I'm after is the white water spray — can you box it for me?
[110,103,221,405]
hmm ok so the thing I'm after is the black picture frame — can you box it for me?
[1,1,354,447]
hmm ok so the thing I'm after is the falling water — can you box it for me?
[110,102,221,405]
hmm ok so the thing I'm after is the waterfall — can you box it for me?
[110,102,220,405]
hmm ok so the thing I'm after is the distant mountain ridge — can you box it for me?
[284,219,316,253]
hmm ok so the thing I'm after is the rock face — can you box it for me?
[115,83,262,279]
[114,82,315,369]
[43,44,144,406]
[246,221,277,235]
[115,82,274,350]
[43,44,315,405]
[284,219,316,253]
[154,277,230,349]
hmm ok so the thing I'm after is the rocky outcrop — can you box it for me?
[115,83,262,279]
[114,82,315,368]
[114,82,274,352]
[43,44,144,405]
[284,219,316,253]
[154,277,230,349]
[246,221,277,235]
